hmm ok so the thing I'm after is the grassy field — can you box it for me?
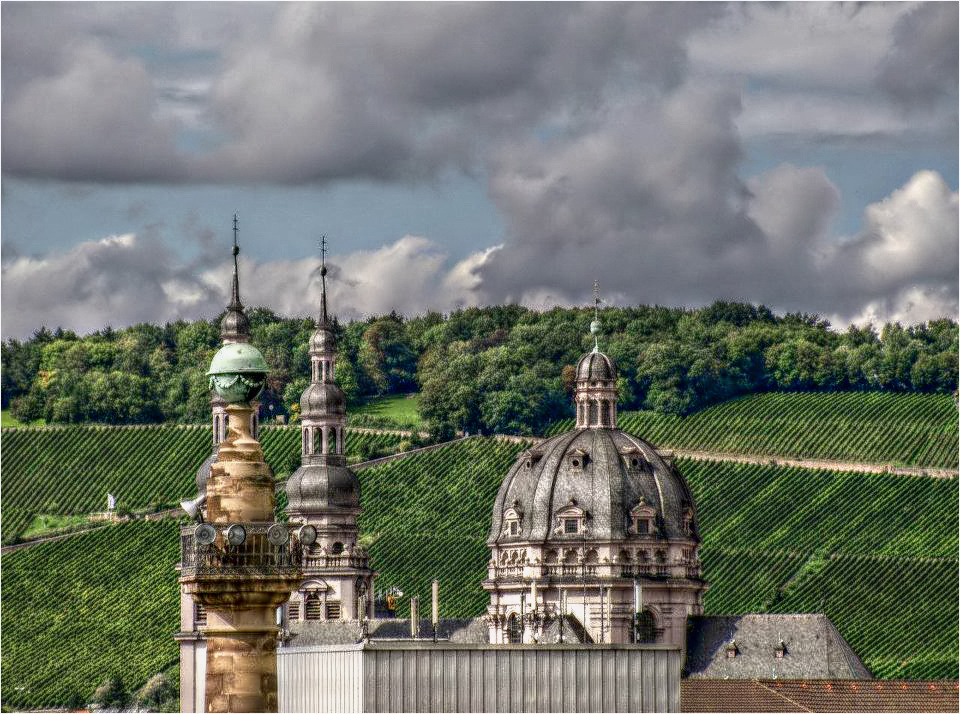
[350,393,422,428]
[1,409,44,427]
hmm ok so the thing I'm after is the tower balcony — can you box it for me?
[179,523,303,578]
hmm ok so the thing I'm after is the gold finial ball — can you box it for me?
[320,265,328,277]
[590,319,601,335]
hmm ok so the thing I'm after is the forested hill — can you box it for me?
[3,302,957,436]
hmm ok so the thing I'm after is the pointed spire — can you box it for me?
[220,214,250,344]
[319,235,329,325]
[590,280,602,353]
[229,213,243,311]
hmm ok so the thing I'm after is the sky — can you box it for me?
[2,1,957,340]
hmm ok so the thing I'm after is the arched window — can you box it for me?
[635,609,657,643]
[506,613,523,643]
[287,598,300,622]
[326,601,341,620]
[588,401,598,425]
[600,400,610,426]
[329,428,337,455]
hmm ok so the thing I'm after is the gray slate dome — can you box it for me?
[220,308,250,341]
[301,382,346,416]
[310,324,336,353]
[488,428,698,545]
[576,351,616,382]
[286,463,360,515]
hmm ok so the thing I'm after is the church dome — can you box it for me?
[286,463,360,515]
[310,324,336,353]
[300,382,346,416]
[576,350,616,382]
[487,428,699,546]
[220,308,250,342]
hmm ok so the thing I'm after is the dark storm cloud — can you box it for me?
[877,2,959,109]
[474,82,958,325]
[1,2,720,183]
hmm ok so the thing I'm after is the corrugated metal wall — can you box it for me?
[278,644,364,713]
[278,643,680,713]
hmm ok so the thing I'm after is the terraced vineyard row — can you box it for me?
[3,436,956,708]
[0,424,406,544]
[0,521,181,711]
[678,458,959,558]
[359,438,530,616]
[546,392,959,468]
[357,440,958,677]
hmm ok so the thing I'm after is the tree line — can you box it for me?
[2,301,956,436]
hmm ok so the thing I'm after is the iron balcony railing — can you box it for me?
[180,523,302,577]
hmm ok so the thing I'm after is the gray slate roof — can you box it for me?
[684,614,871,680]
[287,617,490,647]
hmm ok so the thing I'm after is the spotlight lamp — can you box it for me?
[225,524,247,546]
[266,523,290,546]
[194,523,217,546]
[297,524,318,546]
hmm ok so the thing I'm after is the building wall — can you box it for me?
[278,643,681,713]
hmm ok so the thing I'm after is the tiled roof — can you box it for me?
[681,679,960,712]
[685,614,871,680]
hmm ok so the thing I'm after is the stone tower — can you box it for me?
[283,243,375,624]
[179,343,302,713]
[484,291,706,647]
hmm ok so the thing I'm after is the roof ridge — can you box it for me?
[755,679,813,712]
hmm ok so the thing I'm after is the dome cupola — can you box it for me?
[573,283,618,429]
[482,282,706,647]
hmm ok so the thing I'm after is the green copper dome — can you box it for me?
[206,342,269,404]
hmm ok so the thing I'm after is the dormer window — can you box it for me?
[621,447,645,470]
[523,451,543,469]
[554,499,586,536]
[775,639,788,659]
[503,504,523,538]
[629,500,656,536]
[726,640,739,658]
[568,448,589,469]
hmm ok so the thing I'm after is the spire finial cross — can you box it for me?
[593,280,600,318]
[232,214,240,256]
[319,235,328,267]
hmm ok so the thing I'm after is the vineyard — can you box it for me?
[546,391,959,468]
[0,424,407,545]
[355,442,958,677]
[2,413,958,707]
[1,521,181,711]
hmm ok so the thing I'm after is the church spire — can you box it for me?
[319,235,329,326]
[220,214,250,344]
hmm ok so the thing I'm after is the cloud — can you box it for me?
[0,232,489,339]
[2,2,719,183]
[877,2,960,109]
[471,73,957,326]
[1,232,219,338]
[1,41,183,180]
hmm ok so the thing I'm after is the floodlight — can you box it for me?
[225,524,247,546]
[297,524,317,546]
[194,523,216,546]
[266,524,289,546]
[180,493,207,523]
